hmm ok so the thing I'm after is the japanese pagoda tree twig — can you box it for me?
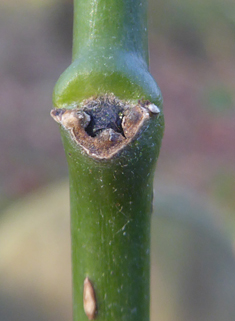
[50,0,164,320]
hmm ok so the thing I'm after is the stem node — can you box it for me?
[51,94,157,160]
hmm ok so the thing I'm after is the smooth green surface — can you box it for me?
[53,0,162,109]
[53,0,164,320]
[61,111,163,320]
[72,0,149,63]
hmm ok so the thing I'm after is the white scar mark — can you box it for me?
[114,205,132,235]
[115,205,128,218]
[83,277,97,320]
[115,219,132,235]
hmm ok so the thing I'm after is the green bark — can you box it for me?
[51,0,164,320]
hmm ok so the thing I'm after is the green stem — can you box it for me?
[53,0,162,108]
[62,122,161,321]
[72,0,149,63]
[51,0,164,321]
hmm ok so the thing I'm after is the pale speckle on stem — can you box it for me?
[146,103,160,114]
[83,277,97,320]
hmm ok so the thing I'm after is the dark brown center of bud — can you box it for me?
[84,102,124,137]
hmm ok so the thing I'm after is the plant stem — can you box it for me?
[51,0,164,320]
[72,0,149,63]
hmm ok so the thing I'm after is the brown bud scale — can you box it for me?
[51,94,160,159]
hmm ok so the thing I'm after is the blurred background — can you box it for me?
[0,0,235,320]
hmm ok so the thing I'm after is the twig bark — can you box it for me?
[51,1,164,320]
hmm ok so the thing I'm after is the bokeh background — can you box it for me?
[0,0,235,320]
